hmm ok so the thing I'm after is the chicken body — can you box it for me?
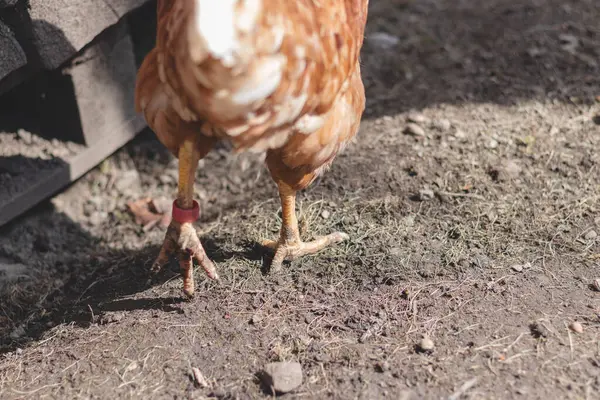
[135,0,369,296]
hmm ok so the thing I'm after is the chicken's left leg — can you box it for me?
[262,181,349,272]
[151,139,218,297]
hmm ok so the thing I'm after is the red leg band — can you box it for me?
[172,200,200,223]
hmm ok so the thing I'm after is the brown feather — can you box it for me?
[135,0,368,185]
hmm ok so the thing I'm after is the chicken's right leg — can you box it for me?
[151,139,218,297]
[262,181,349,272]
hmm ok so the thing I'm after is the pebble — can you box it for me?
[559,33,579,53]
[89,211,107,226]
[569,322,583,333]
[417,336,435,353]
[592,278,600,292]
[262,362,303,394]
[159,174,173,185]
[114,169,141,193]
[418,189,435,201]
[407,113,429,124]
[454,129,468,141]
[527,47,545,58]
[502,160,522,179]
[321,210,331,219]
[584,230,597,240]
[433,119,452,132]
[511,264,524,272]
[486,139,499,149]
[9,325,26,340]
[250,313,263,324]
[16,129,32,144]
[404,123,426,137]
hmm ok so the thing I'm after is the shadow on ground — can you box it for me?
[362,0,600,118]
[0,200,270,352]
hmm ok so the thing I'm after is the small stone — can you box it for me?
[454,129,468,141]
[262,362,303,394]
[15,348,23,355]
[584,230,597,240]
[569,322,583,333]
[321,210,331,219]
[250,314,263,324]
[503,160,522,179]
[527,47,545,58]
[407,113,429,124]
[417,336,434,353]
[511,264,524,272]
[114,169,141,193]
[159,174,173,185]
[433,119,452,132]
[559,33,579,54]
[16,129,32,144]
[89,211,107,226]
[592,278,600,292]
[404,123,426,137]
[486,139,499,149]
[418,189,435,201]
[9,325,26,340]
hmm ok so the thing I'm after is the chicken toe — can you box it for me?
[262,181,349,272]
[151,220,219,297]
[263,231,349,272]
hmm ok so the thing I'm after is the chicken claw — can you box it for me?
[151,220,219,298]
[262,232,349,272]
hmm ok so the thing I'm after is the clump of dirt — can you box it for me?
[0,0,599,399]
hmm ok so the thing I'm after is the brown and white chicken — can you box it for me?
[135,0,369,297]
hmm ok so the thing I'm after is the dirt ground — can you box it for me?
[1,0,599,398]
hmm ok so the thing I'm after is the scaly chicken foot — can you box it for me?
[262,182,349,272]
[150,140,218,298]
[151,220,218,297]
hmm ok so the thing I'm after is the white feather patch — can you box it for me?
[231,56,286,105]
[194,0,262,67]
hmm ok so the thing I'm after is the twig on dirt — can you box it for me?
[60,359,80,374]
[503,332,526,353]
[76,277,107,303]
[451,323,480,336]
[448,377,478,400]
[88,304,95,322]
[502,350,534,364]
[167,324,203,329]
[319,363,329,389]
[473,336,510,352]
[191,367,209,388]
[436,191,485,200]
[34,333,58,347]
[11,383,60,395]
[565,323,574,360]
